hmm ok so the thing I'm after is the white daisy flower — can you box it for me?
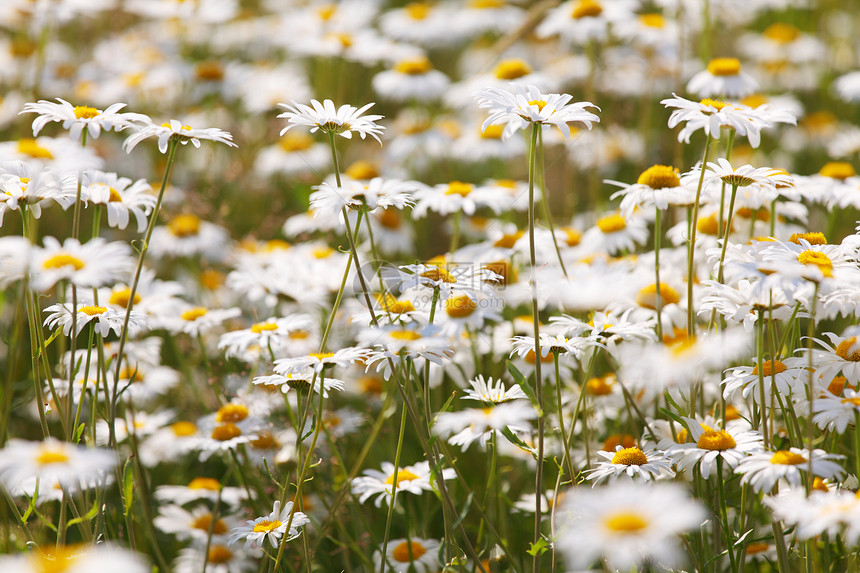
[163,305,241,337]
[123,118,236,153]
[0,161,74,225]
[585,446,676,484]
[71,170,155,232]
[607,163,696,219]
[472,83,599,140]
[276,98,384,143]
[0,438,115,491]
[372,56,450,102]
[351,460,455,507]
[153,504,238,542]
[273,346,371,375]
[374,538,441,573]
[433,401,536,451]
[798,331,860,386]
[0,544,149,573]
[579,211,649,255]
[173,543,255,573]
[722,357,807,404]
[308,177,415,219]
[554,481,707,571]
[667,418,764,479]
[20,98,148,141]
[252,369,346,398]
[31,236,134,291]
[396,262,500,301]
[813,388,860,433]
[154,477,247,508]
[228,500,309,551]
[735,448,844,493]
[686,57,759,98]
[461,375,527,404]
[43,302,147,338]
[217,314,314,362]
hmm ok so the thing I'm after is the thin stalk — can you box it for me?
[379,404,408,573]
[686,136,714,337]
[553,352,575,480]
[654,207,664,340]
[111,137,179,447]
[716,457,738,573]
[527,123,545,573]
[537,129,568,277]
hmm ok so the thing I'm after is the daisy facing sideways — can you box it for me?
[228,500,309,550]
[351,460,455,507]
[276,98,384,143]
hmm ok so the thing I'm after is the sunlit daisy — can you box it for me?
[0,438,115,491]
[277,98,384,143]
[72,170,155,232]
[735,448,844,493]
[813,388,860,433]
[153,504,238,542]
[123,118,237,153]
[374,538,441,573]
[473,83,599,140]
[43,302,147,338]
[722,357,806,404]
[667,418,763,479]
[433,401,536,451]
[686,57,759,98]
[0,544,149,573]
[351,460,455,507]
[31,236,134,291]
[585,445,676,484]
[228,500,309,550]
[461,375,527,404]
[21,98,148,141]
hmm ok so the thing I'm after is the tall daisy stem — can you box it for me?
[527,123,545,573]
[110,137,179,448]
[654,207,664,340]
[686,136,714,337]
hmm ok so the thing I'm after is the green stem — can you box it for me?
[654,207,663,341]
[379,404,408,573]
[686,136,714,338]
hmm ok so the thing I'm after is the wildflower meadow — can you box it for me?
[5,1,860,572]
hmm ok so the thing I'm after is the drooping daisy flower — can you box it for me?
[276,98,384,143]
[0,161,75,225]
[813,388,860,433]
[585,445,676,484]
[667,418,763,479]
[554,481,706,571]
[123,118,237,153]
[461,375,527,404]
[686,57,759,98]
[472,83,599,140]
[252,368,346,398]
[374,538,442,573]
[228,500,309,551]
[734,448,844,493]
[20,98,148,141]
[351,460,455,507]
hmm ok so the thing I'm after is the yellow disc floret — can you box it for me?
[611,446,648,466]
[494,58,532,80]
[696,429,737,451]
[572,0,602,19]
[637,164,680,188]
[445,294,477,318]
[836,337,860,362]
[706,57,742,76]
[789,232,826,246]
[797,250,833,277]
[604,511,648,533]
[770,450,807,465]
[394,56,433,75]
[385,469,420,486]
[635,283,680,309]
[819,161,855,180]
[168,214,201,237]
[596,213,627,233]
[73,106,99,119]
[393,540,427,562]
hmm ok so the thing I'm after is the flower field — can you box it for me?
[3,1,860,572]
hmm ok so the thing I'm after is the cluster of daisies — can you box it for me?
[4,1,860,573]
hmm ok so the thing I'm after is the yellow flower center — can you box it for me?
[836,337,860,362]
[819,161,856,180]
[36,448,69,465]
[741,94,769,109]
[562,227,582,246]
[251,322,279,334]
[317,4,336,20]
[468,0,503,7]
[493,230,524,248]
[604,511,648,532]
[290,330,310,340]
[168,214,201,237]
[377,208,402,229]
[706,57,742,76]
[358,375,384,395]
[752,359,787,376]
[828,376,848,396]
[310,352,335,360]
[252,519,282,533]
[528,99,547,112]
[216,403,249,423]
[572,0,603,19]
[376,293,415,314]
[603,434,637,451]
[637,164,680,188]
[394,57,433,75]
[192,514,227,534]
[445,181,474,196]
[200,269,225,290]
[312,246,334,258]
[635,282,680,309]
[188,477,220,490]
[207,546,233,564]
[813,477,830,492]
[385,469,420,486]
[33,546,82,573]
[696,429,737,451]
[770,450,807,465]
[73,106,99,119]
[596,213,627,233]
[841,397,860,407]
[420,267,457,283]
[494,58,532,80]
[797,250,833,277]
[279,132,315,152]
[790,232,826,245]
[181,307,208,321]
[445,295,477,318]
[250,431,277,449]
[697,213,731,236]
[211,423,242,441]
[480,123,505,139]
[43,253,85,271]
[726,405,741,421]
[700,98,729,111]
[736,207,770,222]
[195,61,224,81]
[390,330,423,341]
[345,160,379,180]
[763,22,800,44]
[79,305,107,316]
[524,349,555,364]
[611,446,648,466]
[171,421,197,436]
[638,13,664,28]
[587,374,615,396]
[405,2,431,20]
[745,542,771,555]
[17,138,54,159]
[392,540,427,562]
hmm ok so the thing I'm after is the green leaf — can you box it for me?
[500,427,537,458]
[527,537,549,557]
[35,328,63,360]
[122,458,134,517]
[74,423,86,444]
[67,497,99,526]
[506,360,538,407]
